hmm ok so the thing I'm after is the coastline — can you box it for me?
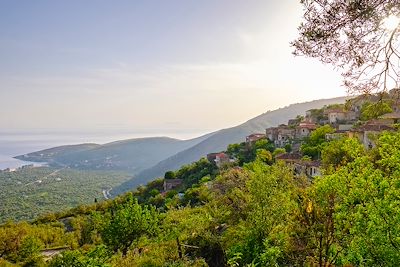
[0,155,47,170]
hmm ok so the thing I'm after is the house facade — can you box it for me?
[207,152,233,167]
[296,122,317,138]
[275,153,321,178]
[348,121,394,148]
[163,179,183,192]
[245,133,266,144]
[326,109,347,124]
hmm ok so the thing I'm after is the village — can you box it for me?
[163,90,400,192]
[162,91,400,192]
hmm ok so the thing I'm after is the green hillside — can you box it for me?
[114,96,348,194]
[15,135,213,173]
[2,129,400,266]
[0,167,131,223]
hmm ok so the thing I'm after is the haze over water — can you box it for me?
[0,129,208,169]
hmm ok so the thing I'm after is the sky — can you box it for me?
[0,0,345,138]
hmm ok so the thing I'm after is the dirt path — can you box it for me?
[24,167,66,186]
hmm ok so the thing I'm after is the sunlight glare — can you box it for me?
[383,14,400,31]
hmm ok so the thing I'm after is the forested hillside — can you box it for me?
[114,96,347,194]
[0,167,131,223]
[2,128,400,266]
[16,135,212,173]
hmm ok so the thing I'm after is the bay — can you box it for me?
[0,129,205,170]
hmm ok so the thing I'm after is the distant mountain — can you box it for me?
[15,135,213,173]
[113,96,348,194]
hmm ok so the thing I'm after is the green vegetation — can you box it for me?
[114,96,347,194]
[2,131,400,266]
[16,136,211,173]
[0,167,130,223]
[300,125,335,159]
[360,100,393,121]
[227,139,274,165]
[100,197,160,255]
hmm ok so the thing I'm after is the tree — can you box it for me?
[99,197,160,255]
[321,137,365,171]
[360,100,393,120]
[164,171,176,180]
[293,1,400,93]
[255,149,273,164]
[292,131,400,266]
[301,125,335,159]
[17,236,43,263]
[232,161,298,265]
[48,245,111,267]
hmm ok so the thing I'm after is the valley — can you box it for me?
[0,167,131,223]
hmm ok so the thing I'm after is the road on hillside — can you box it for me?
[24,167,66,186]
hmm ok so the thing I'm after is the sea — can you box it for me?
[0,130,206,170]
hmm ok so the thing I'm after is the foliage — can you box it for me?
[308,108,325,122]
[293,0,400,93]
[164,171,176,180]
[0,167,130,223]
[48,245,111,267]
[321,137,365,172]
[237,162,298,266]
[174,158,217,188]
[227,140,275,165]
[0,221,67,263]
[99,196,160,254]
[5,131,400,266]
[360,100,393,120]
[301,125,335,159]
[255,149,272,164]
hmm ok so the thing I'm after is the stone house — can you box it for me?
[207,152,220,163]
[326,109,347,124]
[300,161,322,178]
[163,179,183,192]
[348,121,394,148]
[380,112,400,124]
[337,124,353,131]
[275,152,302,163]
[215,152,232,167]
[275,153,321,178]
[207,152,232,167]
[275,125,296,147]
[245,133,266,144]
[296,122,317,138]
[266,127,279,142]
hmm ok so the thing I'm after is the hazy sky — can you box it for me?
[0,0,345,137]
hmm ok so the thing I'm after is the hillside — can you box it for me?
[15,143,101,164]
[0,167,130,223]
[16,135,213,173]
[3,118,400,266]
[113,96,348,194]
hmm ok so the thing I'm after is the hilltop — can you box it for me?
[16,97,348,196]
[3,94,400,266]
[113,96,348,194]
